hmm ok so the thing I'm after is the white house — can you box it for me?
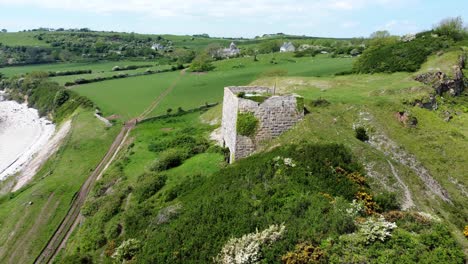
[219,42,240,58]
[151,43,165,51]
[280,42,296,52]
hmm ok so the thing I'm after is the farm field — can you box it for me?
[0,109,119,264]
[50,64,173,85]
[72,53,354,118]
[0,59,165,78]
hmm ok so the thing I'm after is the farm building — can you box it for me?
[151,43,165,51]
[219,42,240,58]
[280,42,296,52]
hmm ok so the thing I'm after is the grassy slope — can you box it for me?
[250,51,468,252]
[0,109,119,263]
[60,111,224,261]
[0,32,49,47]
[57,49,467,262]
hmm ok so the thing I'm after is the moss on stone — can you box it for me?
[236,112,258,137]
[296,96,304,113]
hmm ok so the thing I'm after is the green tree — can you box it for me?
[189,53,215,72]
[434,16,466,41]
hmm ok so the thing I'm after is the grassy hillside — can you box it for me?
[55,44,467,263]
[0,32,50,47]
[0,109,119,263]
[250,52,468,250]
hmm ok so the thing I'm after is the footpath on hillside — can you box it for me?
[34,69,186,264]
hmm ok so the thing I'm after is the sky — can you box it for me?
[0,0,467,38]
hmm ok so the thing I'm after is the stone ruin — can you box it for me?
[221,86,304,163]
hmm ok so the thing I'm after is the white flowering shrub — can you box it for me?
[359,216,397,244]
[215,224,286,264]
[346,199,365,218]
[112,238,141,263]
[272,156,296,167]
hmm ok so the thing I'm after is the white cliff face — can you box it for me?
[0,100,55,181]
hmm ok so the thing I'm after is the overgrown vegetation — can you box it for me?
[61,139,464,263]
[0,72,93,121]
[236,112,259,137]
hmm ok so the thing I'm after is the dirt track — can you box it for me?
[34,69,186,264]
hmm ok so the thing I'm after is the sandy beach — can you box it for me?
[0,97,56,182]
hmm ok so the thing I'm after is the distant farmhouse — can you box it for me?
[280,42,296,52]
[221,86,304,163]
[151,43,165,51]
[218,42,240,58]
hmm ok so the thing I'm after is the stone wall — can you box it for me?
[221,86,304,163]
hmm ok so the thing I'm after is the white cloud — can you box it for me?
[377,19,421,35]
[0,0,417,18]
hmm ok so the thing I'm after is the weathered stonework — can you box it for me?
[221,86,304,163]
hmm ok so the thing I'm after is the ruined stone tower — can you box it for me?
[221,86,304,163]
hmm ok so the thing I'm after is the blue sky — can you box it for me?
[0,0,467,38]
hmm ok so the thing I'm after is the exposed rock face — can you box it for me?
[221,86,304,163]
[412,94,438,110]
[415,55,466,96]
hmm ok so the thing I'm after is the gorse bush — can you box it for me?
[150,148,188,172]
[353,36,452,73]
[281,243,326,264]
[134,173,167,202]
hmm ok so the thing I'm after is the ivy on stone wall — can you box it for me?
[296,96,304,113]
[236,112,259,137]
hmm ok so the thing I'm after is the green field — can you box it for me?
[71,71,181,119]
[72,54,353,119]
[0,32,49,47]
[0,59,166,78]
[0,109,119,263]
[50,64,173,85]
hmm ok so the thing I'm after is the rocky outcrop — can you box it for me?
[415,55,467,96]
[411,94,438,110]
[395,111,418,127]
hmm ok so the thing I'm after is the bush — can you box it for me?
[374,192,400,212]
[112,239,141,262]
[190,53,215,72]
[134,173,167,202]
[353,36,452,73]
[282,243,326,264]
[236,112,259,137]
[150,148,188,172]
[355,127,369,142]
[433,16,467,41]
[215,224,286,264]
